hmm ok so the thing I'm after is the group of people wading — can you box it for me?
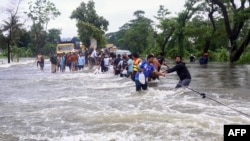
[36,49,192,91]
[49,52,86,73]
[128,53,191,91]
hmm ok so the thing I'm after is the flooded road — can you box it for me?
[0,59,249,141]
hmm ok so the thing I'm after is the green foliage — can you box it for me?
[27,41,56,56]
[1,0,249,64]
[0,34,8,50]
[17,31,31,48]
[203,48,229,62]
[140,41,161,58]
[155,12,176,55]
[2,17,23,46]
[1,46,33,62]
[70,0,109,31]
[236,52,250,64]
[26,0,61,29]
[166,47,179,58]
[25,0,60,53]
[105,32,118,45]
[173,0,201,57]
[108,10,153,54]
[77,22,106,49]
[47,28,61,43]
[71,1,108,48]
[42,43,56,55]
[155,5,171,20]
[211,0,250,62]
[105,0,250,64]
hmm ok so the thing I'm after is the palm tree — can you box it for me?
[2,15,23,63]
[0,0,23,63]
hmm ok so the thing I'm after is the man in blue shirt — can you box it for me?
[134,54,165,91]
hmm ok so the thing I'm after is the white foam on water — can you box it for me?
[49,95,91,102]
[0,58,35,68]
[1,62,250,141]
[19,131,140,141]
[85,80,134,89]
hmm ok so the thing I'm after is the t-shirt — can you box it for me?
[134,61,155,80]
[60,56,65,65]
[50,56,57,65]
[127,59,133,72]
[78,56,85,66]
[90,50,97,58]
[103,57,109,66]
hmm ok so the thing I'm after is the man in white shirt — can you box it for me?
[90,49,97,65]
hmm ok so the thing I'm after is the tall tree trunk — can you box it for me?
[203,39,210,53]
[159,27,175,56]
[230,30,250,62]
[203,1,216,54]
[7,42,11,63]
[7,18,13,64]
[211,0,249,63]
[178,33,184,57]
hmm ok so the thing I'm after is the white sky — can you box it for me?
[0,0,185,37]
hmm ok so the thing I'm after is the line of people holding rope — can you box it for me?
[37,47,192,91]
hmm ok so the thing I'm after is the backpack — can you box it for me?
[118,60,128,70]
[117,59,127,70]
[51,56,57,65]
[114,58,121,66]
[122,60,128,70]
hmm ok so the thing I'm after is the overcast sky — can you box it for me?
[0,0,185,37]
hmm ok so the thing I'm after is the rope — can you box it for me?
[185,86,250,119]
[163,76,250,118]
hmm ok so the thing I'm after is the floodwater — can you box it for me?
[0,58,249,141]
